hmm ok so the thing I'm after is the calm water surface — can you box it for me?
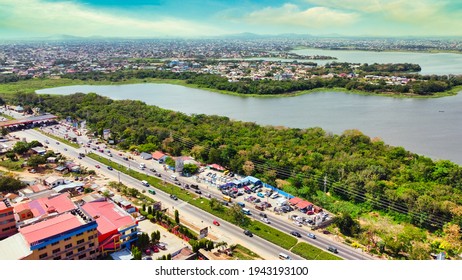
[292,48,462,75]
[37,84,462,165]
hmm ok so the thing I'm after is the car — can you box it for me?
[327,246,338,253]
[291,231,302,238]
[64,148,67,151]
[107,166,113,170]
[149,168,156,172]
[157,243,166,250]
[323,230,331,235]
[123,157,128,161]
[152,246,159,253]
[307,233,316,239]
[175,181,181,186]
[244,230,253,237]
[170,194,178,200]
[293,221,302,227]
[56,142,60,145]
[136,216,145,221]
[184,184,190,189]
[142,256,152,260]
[260,217,270,224]
[78,156,82,159]
[195,190,202,194]
[213,220,220,226]
[259,212,267,218]
[145,249,151,255]
[257,192,265,198]
[95,165,100,169]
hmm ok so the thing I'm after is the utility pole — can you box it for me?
[324,175,327,193]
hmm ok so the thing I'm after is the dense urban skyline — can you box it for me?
[1,0,462,39]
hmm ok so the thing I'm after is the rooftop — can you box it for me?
[0,233,32,260]
[19,212,84,246]
[81,200,136,236]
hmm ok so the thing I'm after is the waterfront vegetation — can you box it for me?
[1,63,462,98]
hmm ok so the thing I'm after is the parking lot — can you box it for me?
[137,219,190,259]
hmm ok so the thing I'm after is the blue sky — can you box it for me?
[1,0,461,39]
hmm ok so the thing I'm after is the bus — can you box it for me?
[241,208,251,215]
[222,195,232,202]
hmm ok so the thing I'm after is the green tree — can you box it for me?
[174,209,180,224]
[335,212,361,236]
[151,230,161,244]
[136,232,150,250]
[182,163,199,175]
[27,154,46,168]
[12,141,29,155]
[0,175,25,192]
[131,246,142,260]
[227,204,250,226]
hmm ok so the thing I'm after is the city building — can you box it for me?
[81,199,138,256]
[0,210,99,260]
[13,193,76,222]
[0,198,17,240]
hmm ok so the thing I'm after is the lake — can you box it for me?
[36,83,462,165]
[292,48,462,75]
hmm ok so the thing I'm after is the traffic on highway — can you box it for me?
[14,125,375,260]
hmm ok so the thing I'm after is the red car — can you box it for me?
[95,165,100,169]
[213,220,220,226]
[152,246,159,253]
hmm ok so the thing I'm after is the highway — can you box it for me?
[15,128,376,260]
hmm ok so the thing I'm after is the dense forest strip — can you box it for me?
[4,91,462,234]
[1,65,462,97]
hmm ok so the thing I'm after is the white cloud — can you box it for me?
[242,3,358,29]
[0,0,223,37]
[304,0,462,35]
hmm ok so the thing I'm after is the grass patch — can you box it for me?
[232,244,262,260]
[37,129,80,148]
[291,242,343,260]
[0,113,15,120]
[0,159,25,171]
[244,221,297,250]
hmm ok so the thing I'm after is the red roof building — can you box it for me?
[81,200,138,255]
[288,197,302,206]
[295,200,312,210]
[13,193,76,222]
[151,151,166,161]
[0,199,17,239]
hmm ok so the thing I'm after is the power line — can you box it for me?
[169,131,454,228]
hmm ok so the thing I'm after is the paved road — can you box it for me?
[13,129,302,260]
[15,128,376,260]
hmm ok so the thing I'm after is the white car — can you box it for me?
[293,221,303,227]
[261,217,270,224]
